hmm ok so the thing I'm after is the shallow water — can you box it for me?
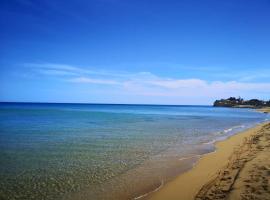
[0,103,268,199]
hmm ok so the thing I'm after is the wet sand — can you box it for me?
[148,121,270,200]
[257,107,270,113]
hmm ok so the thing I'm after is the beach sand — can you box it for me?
[148,121,270,200]
[257,107,270,113]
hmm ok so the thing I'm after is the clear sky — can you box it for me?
[1,0,270,104]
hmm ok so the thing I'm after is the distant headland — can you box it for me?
[213,97,270,108]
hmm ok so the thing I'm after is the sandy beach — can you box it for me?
[148,115,270,200]
[257,107,270,113]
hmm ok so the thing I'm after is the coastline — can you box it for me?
[147,119,270,200]
[257,107,270,113]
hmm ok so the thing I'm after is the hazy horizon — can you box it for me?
[0,98,269,106]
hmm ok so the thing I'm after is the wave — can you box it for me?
[201,124,247,145]
[134,180,164,200]
[178,154,201,161]
[223,124,245,133]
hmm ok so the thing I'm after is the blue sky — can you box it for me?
[0,0,270,104]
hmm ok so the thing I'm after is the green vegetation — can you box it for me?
[213,97,270,108]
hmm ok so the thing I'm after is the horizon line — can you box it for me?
[0,101,212,107]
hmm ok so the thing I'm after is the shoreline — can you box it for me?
[132,123,256,200]
[1,104,268,200]
[147,119,270,200]
[257,107,270,113]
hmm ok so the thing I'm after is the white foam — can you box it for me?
[201,139,216,145]
[134,180,164,200]
[224,128,233,133]
[178,154,200,161]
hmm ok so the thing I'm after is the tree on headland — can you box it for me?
[213,97,269,108]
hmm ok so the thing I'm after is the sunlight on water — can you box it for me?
[0,103,268,199]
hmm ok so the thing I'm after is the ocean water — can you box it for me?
[0,103,268,200]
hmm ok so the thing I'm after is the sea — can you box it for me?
[0,103,269,200]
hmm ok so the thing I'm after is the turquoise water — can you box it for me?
[0,103,268,200]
